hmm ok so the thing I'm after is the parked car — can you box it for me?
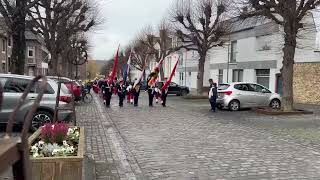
[0,74,73,130]
[216,82,281,111]
[47,76,82,101]
[157,82,190,96]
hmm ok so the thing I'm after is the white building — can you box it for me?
[169,14,320,96]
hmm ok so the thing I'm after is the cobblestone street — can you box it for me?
[2,93,320,180]
[79,93,320,180]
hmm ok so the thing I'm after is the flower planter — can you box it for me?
[28,127,85,180]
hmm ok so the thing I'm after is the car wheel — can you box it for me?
[217,104,223,110]
[181,90,188,97]
[31,111,53,132]
[228,100,240,111]
[270,99,281,109]
[83,93,93,103]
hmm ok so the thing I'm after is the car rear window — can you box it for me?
[218,84,230,90]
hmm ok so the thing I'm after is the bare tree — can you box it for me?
[130,40,152,81]
[240,0,320,111]
[27,0,96,75]
[0,0,39,74]
[171,0,231,95]
[139,21,181,80]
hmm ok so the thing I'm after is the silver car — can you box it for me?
[0,74,73,130]
[217,82,281,111]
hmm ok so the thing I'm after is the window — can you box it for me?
[256,69,270,88]
[4,78,34,93]
[179,54,183,66]
[170,82,177,86]
[248,84,271,93]
[2,39,6,52]
[179,72,184,81]
[218,69,223,84]
[28,48,34,58]
[2,62,5,72]
[8,37,11,47]
[230,41,237,63]
[234,84,250,91]
[35,82,55,94]
[232,69,243,82]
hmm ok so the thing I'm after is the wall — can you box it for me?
[293,63,320,105]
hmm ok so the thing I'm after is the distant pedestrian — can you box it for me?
[147,85,155,107]
[126,82,133,103]
[154,84,160,103]
[102,80,112,108]
[208,79,217,112]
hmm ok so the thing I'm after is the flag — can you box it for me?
[161,60,179,92]
[133,68,145,90]
[147,59,165,87]
[123,49,133,82]
[108,45,120,84]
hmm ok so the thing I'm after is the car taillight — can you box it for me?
[224,91,233,96]
[59,96,72,103]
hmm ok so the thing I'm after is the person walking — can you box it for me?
[102,80,112,108]
[126,82,133,104]
[154,84,160,104]
[208,79,218,112]
[117,80,126,107]
[161,79,169,107]
[133,82,141,107]
[147,84,155,107]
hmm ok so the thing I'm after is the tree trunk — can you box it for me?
[159,66,165,81]
[49,53,59,76]
[281,24,296,112]
[10,0,27,74]
[196,55,205,95]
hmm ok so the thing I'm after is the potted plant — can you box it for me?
[28,123,84,180]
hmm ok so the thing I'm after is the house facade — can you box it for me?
[163,14,320,104]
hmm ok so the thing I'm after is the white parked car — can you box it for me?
[217,82,281,111]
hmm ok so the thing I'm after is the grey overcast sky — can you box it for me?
[89,0,174,60]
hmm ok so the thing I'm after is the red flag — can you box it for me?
[108,45,120,84]
[161,60,179,91]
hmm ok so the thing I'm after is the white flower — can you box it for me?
[75,131,79,137]
[32,152,40,158]
[37,141,45,149]
[63,140,69,147]
[31,145,38,153]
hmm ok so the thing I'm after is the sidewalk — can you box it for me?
[76,94,143,180]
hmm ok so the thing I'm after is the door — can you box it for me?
[248,84,271,106]
[233,84,256,107]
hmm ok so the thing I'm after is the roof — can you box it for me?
[25,30,45,45]
[224,17,272,34]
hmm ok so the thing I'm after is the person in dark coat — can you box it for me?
[117,80,126,107]
[132,80,141,107]
[147,85,155,107]
[102,80,112,108]
[161,78,168,107]
[208,79,218,112]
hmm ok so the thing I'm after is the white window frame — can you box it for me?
[27,47,35,58]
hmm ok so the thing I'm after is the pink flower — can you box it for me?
[41,123,69,145]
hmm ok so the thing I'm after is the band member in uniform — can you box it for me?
[133,81,141,107]
[117,80,126,107]
[126,81,133,103]
[147,84,155,107]
[161,78,169,107]
[102,80,113,108]
[154,84,160,103]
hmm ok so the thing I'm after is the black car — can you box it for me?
[158,82,189,96]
